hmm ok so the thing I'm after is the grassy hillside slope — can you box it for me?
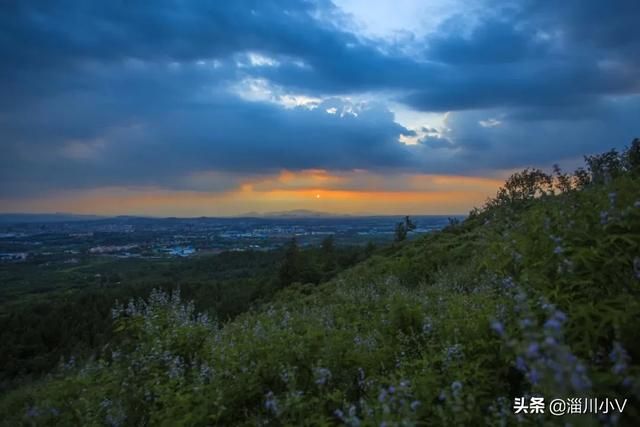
[1,144,639,426]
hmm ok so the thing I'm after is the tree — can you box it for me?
[584,149,622,184]
[279,238,300,287]
[625,138,640,174]
[552,164,573,193]
[364,241,376,257]
[394,216,417,242]
[573,167,590,189]
[486,168,553,208]
[320,235,337,275]
[321,235,335,255]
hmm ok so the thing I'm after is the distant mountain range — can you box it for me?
[0,210,345,223]
[0,210,461,224]
[0,213,108,223]
[238,209,349,219]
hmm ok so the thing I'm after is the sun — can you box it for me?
[315,194,321,199]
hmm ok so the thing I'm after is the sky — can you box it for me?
[1,0,638,216]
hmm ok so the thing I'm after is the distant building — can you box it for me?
[69,232,94,237]
[0,252,28,262]
[167,246,196,257]
[89,244,138,254]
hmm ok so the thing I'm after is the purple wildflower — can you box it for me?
[490,320,505,336]
[600,211,609,225]
[527,342,540,357]
[528,368,541,385]
[264,391,279,414]
[609,342,630,376]
[314,367,332,385]
[544,318,562,331]
[520,318,534,328]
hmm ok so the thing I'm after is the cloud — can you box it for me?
[0,0,639,203]
[426,16,540,65]
[419,135,456,150]
[3,0,638,106]
[0,83,417,196]
[432,95,640,171]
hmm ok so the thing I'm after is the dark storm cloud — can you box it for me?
[0,0,437,97]
[0,68,417,196]
[1,0,332,66]
[426,17,540,65]
[2,0,638,104]
[0,0,433,197]
[423,96,640,173]
[0,0,639,197]
[403,0,640,112]
[522,0,640,54]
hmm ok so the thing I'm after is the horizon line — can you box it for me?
[0,210,469,219]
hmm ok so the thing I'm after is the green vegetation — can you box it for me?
[1,141,639,425]
[0,246,371,392]
[394,216,417,242]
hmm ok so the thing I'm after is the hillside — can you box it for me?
[1,143,639,426]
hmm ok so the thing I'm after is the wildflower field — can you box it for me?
[1,142,639,425]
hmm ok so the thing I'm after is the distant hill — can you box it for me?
[0,211,458,224]
[0,213,108,223]
[239,209,349,219]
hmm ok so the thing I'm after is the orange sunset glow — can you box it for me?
[0,171,504,216]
